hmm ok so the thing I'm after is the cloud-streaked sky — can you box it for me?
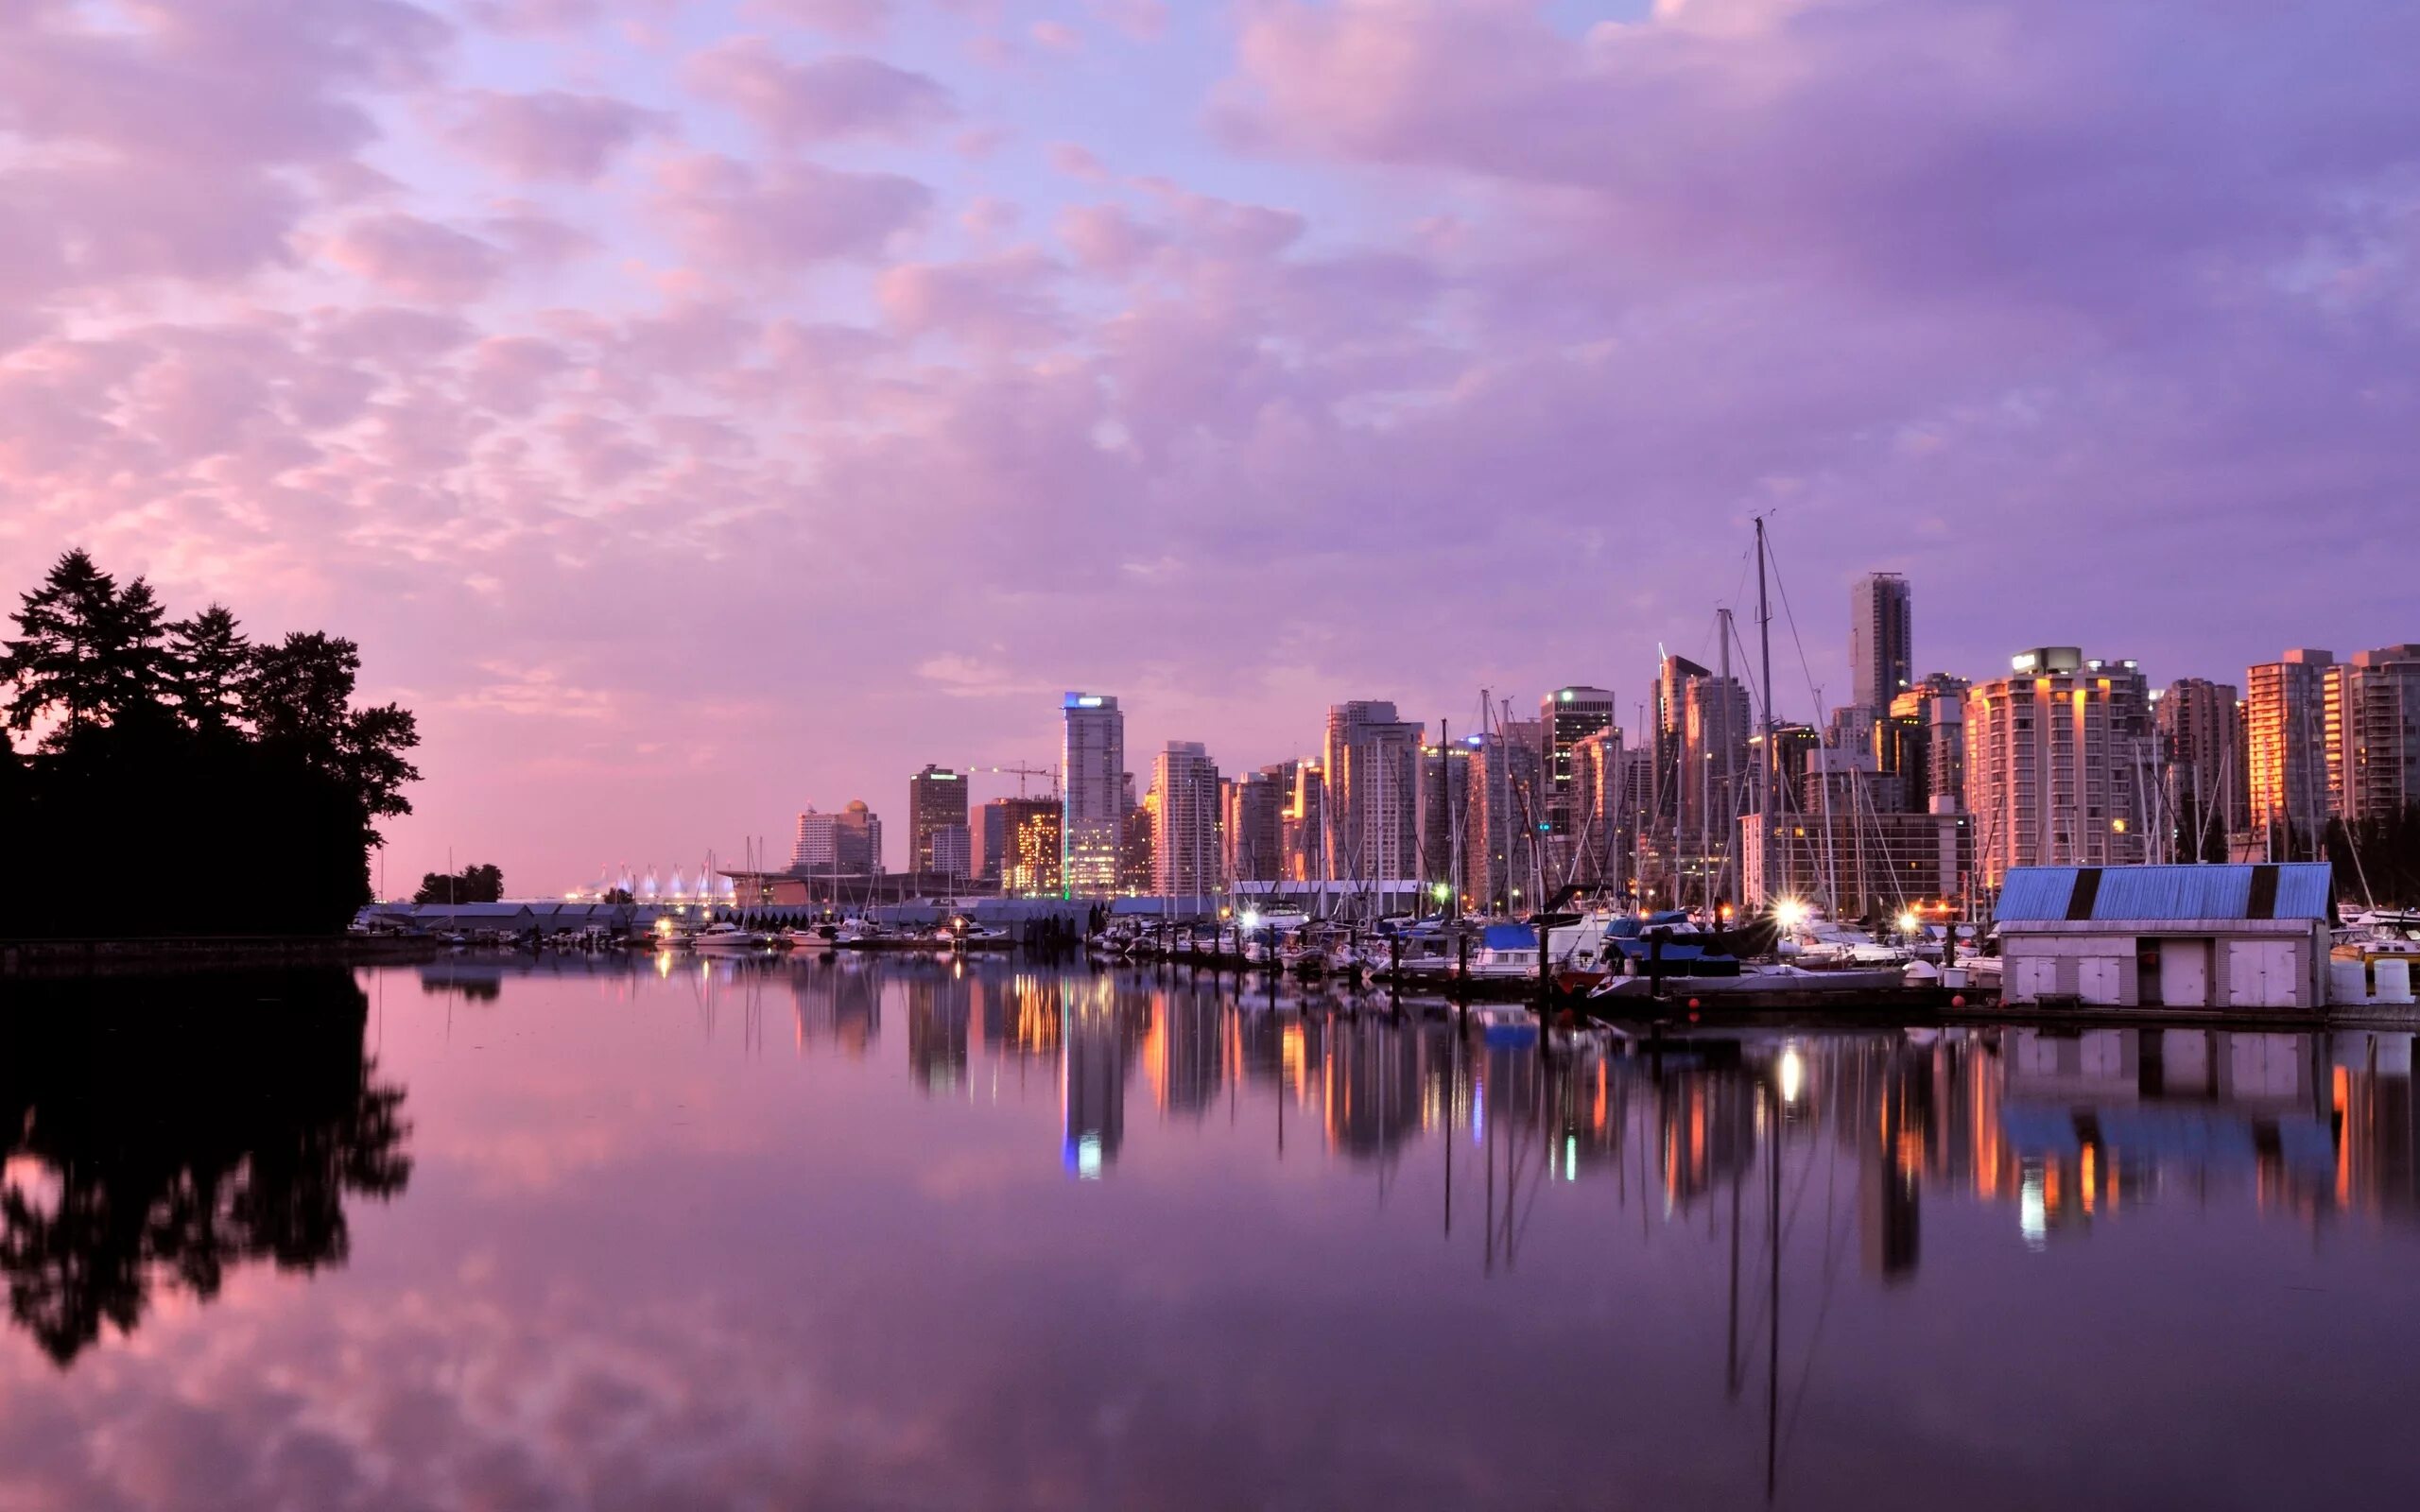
[4,0,2414,889]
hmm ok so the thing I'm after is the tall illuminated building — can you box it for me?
[1151,741,1222,898]
[1322,700,1424,885]
[1962,647,2152,888]
[1850,572,1914,712]
[2325,644,2420,824]
[907,764,968,874]
[1225,766,1287,884]
[995,798,1061,896]
[1539,686,1616,840]
[2245,649,2334,851]
[1061,692,1124,896]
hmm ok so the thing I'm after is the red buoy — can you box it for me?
[1687,997,1701,1009]
[1950,994,1966,1008]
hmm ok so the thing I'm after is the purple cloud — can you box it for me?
[683,40,957,146]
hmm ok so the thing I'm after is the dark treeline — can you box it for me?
[2250,812,2420,908]
[2327,810,2420,909]
[0,550,420,937]
[415,863,505,904]
[0,968,413,1366]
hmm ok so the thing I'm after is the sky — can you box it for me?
[2,0,2414,891]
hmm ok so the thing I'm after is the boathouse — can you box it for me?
[1995,864,2336,1011]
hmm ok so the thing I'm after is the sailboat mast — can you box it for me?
[1754,518,1777,911]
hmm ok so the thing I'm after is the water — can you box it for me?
[4,956,2416,1510]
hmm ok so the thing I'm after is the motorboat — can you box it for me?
[1589,962,1909,999]
[690,922,765,951]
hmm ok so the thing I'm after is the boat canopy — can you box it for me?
[1480,923,1537,951]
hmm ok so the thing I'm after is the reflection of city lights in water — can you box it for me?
[1779,1045,1804,1105]
[1564,1134,1578,1181]
[2020,1163,2048,1250]
[1075,1135,1102,1180]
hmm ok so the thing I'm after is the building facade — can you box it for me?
[2245,650,2334,850]
[1322,700,1424,885]
[2156,678,2247,856]
[2325,644,2420,824]
[907,765,969,873]
[926,824,972,883]
[1225,766,1288,884]
[1150,741,1222,898]
[792,800,883,874]
[999,798,1062,896]
[1062,693,1124,896]
[1849,571,1913,713]
[1463,722,1545,912]
[1963,648,2153,890]
[1539,686,1616,841]
[1564,726,1628,889]
[1740,807,1974,916]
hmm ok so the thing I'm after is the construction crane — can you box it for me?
[970,762,1060,798]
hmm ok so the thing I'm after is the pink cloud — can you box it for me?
[652,153,931,270]
[683,39,955,146]
[1047,142,1112,181]
[1029,20,1083,54]
[1091,0,1171,42]
[878,249,1066,352]
[1058,204,1164,276]
[745,0,895,39]
[442,90,666,183]
[329,214,508,303]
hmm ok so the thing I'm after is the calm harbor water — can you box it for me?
[5,956,2417,1511]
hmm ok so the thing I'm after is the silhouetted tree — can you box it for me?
[0,550,422,936]
[164,604,251,731]
[414,864,504,904]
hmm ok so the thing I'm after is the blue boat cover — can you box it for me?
[1481,923,1537,951]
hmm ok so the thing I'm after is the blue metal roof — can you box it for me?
[1996,864,2333,922]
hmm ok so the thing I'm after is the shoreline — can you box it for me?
[1,935,442,979]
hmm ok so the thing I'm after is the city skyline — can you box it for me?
[4,1,2415,893]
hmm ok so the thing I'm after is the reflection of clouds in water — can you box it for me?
[10,964,2420,1510]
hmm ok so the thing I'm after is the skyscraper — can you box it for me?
[2324,644,2420,824]
[1061,693,1124,896]
[907,765,968,874]
[1322,700,1424,885]
[1565,726,1625,888]
[1539,686,1616,841]
[2156,678,2247,855]
[1849,572,1913,712]
[1465,720,1545,912]
[1225,766,1287,884]
[2245,650,2333,850]
[1284,762,1325,882]
[1884,672,1971,814]
[1150,741,1222,898]
[1677,674,1752,853]
[1417,739,1472,900]
[1962,647,2152,888]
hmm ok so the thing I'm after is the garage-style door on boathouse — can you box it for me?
[1994,864,2336,1011]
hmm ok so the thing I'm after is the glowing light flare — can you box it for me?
[1779,1045,1805,1105]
